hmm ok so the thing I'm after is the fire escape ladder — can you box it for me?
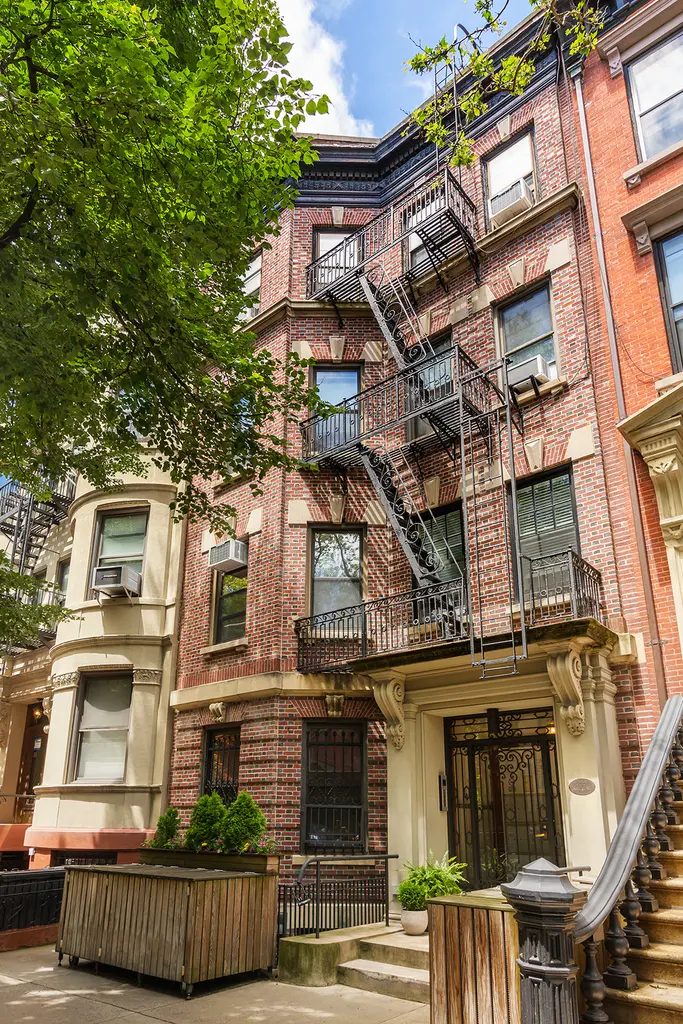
[359,442,462,588]
[357,265,434,369]
[458,376,527,677]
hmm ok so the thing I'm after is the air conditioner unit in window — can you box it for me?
[92,565,141,597]
[489,177,534,229]
[508,355,550,393]
[208,539,248,572]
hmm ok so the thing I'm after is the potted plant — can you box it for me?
[396,878,429,935]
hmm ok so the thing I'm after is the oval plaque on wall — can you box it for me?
[569,778,596,796]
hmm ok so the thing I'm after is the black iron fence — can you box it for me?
[295,578,468,673]
[0,868,64,932]
[278,855,398,940]
[524,549,604,626]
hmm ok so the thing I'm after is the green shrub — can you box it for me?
[403,852,467,898]
[220,791,267,853]
[148,806,181,849]
[184,792,227,852]
[396,878,427,912]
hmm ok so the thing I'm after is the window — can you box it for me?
[315,230,355,287]
[486,134,535,216]
[74,674,132,781]
[96,511,147,576]
[516,471,579,561]
[417,505,466,582]
[500,285,557,379]
[57,560,70,606]
[659,230,683,371]
[313,365,361,451]
[204,727,240,806]
[412,333,454,438]
[241,253,261,319]
[30,569,46,605]
[628,31,683,159]
[311,530,362,615]
[215,565,248,644]
[302,722,366,852]
[406,192,442,272]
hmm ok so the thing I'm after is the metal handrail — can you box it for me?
[575,694,683,941]
[295,854,399,938]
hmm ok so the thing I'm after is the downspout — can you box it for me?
[572,66,668,710]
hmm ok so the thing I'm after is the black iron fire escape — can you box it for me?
[0,477,75,655]
[298,164,530,678]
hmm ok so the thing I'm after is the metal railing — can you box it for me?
[295,578,468,673]
[0,793,35,824]
[524,550,605,625]
[0,868,64,932]
[301,344,486,462]
[305,167,477,298]
[278,854,398,939]
[0,475,76,524]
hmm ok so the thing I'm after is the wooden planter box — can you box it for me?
[56,863,278,997]
[138,847,279,874]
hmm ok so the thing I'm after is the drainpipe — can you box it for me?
[572,67,668,710]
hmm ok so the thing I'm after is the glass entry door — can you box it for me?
[444,707,565,889]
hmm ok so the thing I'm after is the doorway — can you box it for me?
[15,703,48,822]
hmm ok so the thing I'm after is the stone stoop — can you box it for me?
[337,932,430,1004]
[604,808,683,1024]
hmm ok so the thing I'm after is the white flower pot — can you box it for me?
[401,909,428,935]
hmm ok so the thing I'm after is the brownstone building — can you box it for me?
[167,6,677,910]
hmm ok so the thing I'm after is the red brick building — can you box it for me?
[167,9,673,897]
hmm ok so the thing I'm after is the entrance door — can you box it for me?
[444,707,565,889]
[15,703,48,821]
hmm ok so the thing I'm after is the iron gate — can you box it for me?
[445,707,565,889]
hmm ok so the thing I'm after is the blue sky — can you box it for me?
[277,0,534,139]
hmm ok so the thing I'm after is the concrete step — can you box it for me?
[605,982,683,1024]
[641,908,683,945]
[650,878,683,908]
[359,932,429,971]
[337,958,430,1004]
[629,942,683,985]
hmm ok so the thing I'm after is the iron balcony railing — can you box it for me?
[296,552,605,672]
[305,167,477,300]
[295,578,468,673]
[524,549,605,626]
[301,344,496,464]
[0,474,76,527]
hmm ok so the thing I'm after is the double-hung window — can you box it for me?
[315,231,355,288]
[57,560,71,606]
[311,529,362,615]
[500,285,557,380]
[417,505,466,583]
[214,565,248,644]
[412,333,454,438]
[516,470,579,564]
[95,512,147,576]
[313,365,361,454]
[74,674,132,782]
[302,722,366,853]
[486,134,535,225]
[241,254,261,320]
[628,32,683,159]
[659,230,683,371]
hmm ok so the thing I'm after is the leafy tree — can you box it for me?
[407,0,602,167]
[0,551,72,651]
[0,0,329,532]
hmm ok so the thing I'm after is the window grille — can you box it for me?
[204,727,240,806]
[302,722,366,853]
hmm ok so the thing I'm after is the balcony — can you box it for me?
[0,474,76,530]
[295,550,604,673]
[305,167,478,302]
[300,346,509,466]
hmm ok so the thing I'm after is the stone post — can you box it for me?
[501,858,587,1024]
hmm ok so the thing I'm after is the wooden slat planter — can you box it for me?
[139,848,279,874]
[428,888,520,1024]
[56,864,278,997]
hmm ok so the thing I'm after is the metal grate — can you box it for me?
[302,724,366,852]
[204,726,240,806]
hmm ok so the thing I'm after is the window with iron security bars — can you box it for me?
[204,726,240,806]
[302,722,367,854]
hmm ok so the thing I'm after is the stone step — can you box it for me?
[337,958,430,1004]
[628,942,683,985]
[358,932,429,971]
[605,982,683,1024]
[664,825,683,851]
[657,850,683,878]
[641,908,683,945]
[651,878,683,908]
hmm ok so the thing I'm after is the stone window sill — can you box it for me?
[515,377,568,408]
[201,637,248,656]
[624,138,683,189]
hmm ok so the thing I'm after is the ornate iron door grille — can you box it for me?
[204,726,240,806]
[302,722,367,853]
[445,707,565,890]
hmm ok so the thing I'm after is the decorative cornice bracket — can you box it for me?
[546,648,586,736]
[373,676,406,749]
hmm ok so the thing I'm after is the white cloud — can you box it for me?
[277,0,375,137]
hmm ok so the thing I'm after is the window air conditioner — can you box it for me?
[507,355,550,393]
[489,177,534,229]
[92,565,142,597]
[208,539,248,572]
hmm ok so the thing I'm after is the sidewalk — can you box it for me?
[0,944,429,1024]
